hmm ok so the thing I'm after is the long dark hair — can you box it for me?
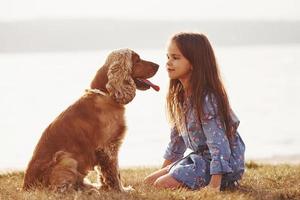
[166,32,234,139]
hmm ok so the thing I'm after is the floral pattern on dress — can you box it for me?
[164,93,245,189]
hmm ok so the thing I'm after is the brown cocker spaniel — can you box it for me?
[23,49,159,192]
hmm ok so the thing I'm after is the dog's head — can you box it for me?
[92,49,159,104]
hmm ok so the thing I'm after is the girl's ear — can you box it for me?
[105,50,136,104]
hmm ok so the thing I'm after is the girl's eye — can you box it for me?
[166,55,179,60]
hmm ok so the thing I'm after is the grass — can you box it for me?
[1,161,300,200]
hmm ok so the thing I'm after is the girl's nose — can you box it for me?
[166,60,172,67]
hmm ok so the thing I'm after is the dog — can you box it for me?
[23,49,159,192]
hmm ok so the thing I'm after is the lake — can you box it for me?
[0,44,299,170]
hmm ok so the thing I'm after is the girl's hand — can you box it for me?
[201,185,220,192]
[207,184,220,191]
[206,174,222,192]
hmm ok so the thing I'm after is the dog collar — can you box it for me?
[85,88,108,96]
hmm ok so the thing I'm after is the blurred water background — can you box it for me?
[1,44,300,169]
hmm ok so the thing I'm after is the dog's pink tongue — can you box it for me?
[139,79,160,91]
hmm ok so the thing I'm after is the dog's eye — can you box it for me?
[132,54,141,64]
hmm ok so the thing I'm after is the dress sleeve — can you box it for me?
[163,126,187,162]
[201,94,233,175]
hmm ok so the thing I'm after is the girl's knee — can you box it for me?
[153,175,182,189]
[153,177,170,188]
[153,178,166,188]
[144,167,169,185]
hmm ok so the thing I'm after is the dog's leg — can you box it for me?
[95,145,128,192]
[94,151,110,191]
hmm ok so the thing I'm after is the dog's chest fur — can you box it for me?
[93,95,126,146]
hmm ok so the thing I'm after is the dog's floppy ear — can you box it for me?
[106,49,136,104]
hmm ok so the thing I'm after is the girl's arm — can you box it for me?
[202,94,233,190]
[162,159,173,168]
[163,127,187,166]
[208,174,222,190]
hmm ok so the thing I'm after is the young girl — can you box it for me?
[144,32,245,191]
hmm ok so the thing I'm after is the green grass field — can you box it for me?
[1,162,299,200]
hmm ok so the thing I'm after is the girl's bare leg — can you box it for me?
[144,166,169,185]
[153,174,183,189]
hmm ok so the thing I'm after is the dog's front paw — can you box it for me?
[121,185,135,192]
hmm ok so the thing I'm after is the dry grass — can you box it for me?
[1,162,300,200]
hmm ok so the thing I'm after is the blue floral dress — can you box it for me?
[164,94,245,190]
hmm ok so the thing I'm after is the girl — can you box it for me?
[144,32,245,191]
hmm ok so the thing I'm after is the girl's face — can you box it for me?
[166,41,192,81]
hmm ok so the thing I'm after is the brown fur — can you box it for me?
[23,49,159,192]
